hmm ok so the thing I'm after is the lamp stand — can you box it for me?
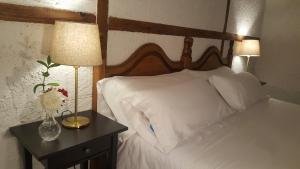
[246,55,251,72]
[61,66,90,129]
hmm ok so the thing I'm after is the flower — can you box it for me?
[58,88,68,97]
[40,90,64,111]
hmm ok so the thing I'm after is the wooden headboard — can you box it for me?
[105,43,183,77]
[105,37,233,77]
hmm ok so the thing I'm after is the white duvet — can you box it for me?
[117,98,300,169]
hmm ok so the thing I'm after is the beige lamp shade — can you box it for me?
[50,21,102,66]
[234,40,260,57]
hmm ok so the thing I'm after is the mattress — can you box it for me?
[116,98,300,169]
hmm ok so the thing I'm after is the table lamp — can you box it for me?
[234,40,260,71]
[50,21,102,129]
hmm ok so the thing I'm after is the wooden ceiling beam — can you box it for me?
[108,17,260,41]
[0,2,96,24]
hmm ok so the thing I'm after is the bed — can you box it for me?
[116,98,300,169]
[96,38,300,169]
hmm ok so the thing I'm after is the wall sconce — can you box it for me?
[234,40,260,71]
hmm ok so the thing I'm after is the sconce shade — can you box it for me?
[234,40,260,57]
[50,21,102,66]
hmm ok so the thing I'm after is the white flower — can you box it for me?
[40,90,63,111]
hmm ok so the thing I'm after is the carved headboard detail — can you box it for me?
[106,43,183,77]
[180,37,194,68]
[188,46,225,70]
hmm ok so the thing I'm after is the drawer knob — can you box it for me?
[84,148,91,154]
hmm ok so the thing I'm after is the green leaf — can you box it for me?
[47,83,60,87]
[49,63,60,68]
[37,60,48,68]
[42,72,50,77]
[33,84,44,93]
[47,56,51,65]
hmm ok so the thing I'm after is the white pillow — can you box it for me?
[97,82,116,121]
[98,78,136,142]
[99,70,195,141]
[209,72,267,112]
[120,100,164,152]
[183,66,234,80]
[122,78,234,153]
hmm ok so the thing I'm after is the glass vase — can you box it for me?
[38,112,61,141]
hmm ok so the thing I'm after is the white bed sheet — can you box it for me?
[117,98,300,169]
[117,133,176,169]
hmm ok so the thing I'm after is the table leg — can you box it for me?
[23,148,32,169]
[108,135,118,169]
[80,161,89,169]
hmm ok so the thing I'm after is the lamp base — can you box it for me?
[61,116,90,129]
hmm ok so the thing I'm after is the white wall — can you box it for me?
[254,0,300,104]
[107,0,227,65]
[228,0,265,73]
[0,0,265,169]
[227,0,265,37]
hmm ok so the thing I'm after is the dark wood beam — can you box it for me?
[220,0,231,55]
[98,0,109,69]
[108,17,259,41]
[0,2,96,24]
[92,0,108,112]
[222,0,231,34]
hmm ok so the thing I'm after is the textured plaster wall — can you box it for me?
[227,0,265,37]
[227,0,265,73]
[0,20,93,169]
[0,0,95,168]
[254,0,300,104]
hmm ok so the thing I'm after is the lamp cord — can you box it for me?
[60,110,73,122]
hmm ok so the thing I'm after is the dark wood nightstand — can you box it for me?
[10,110,127,169]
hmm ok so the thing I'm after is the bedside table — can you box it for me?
[10,110,127,169]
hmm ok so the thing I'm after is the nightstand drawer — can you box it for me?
[46,135,111,168]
